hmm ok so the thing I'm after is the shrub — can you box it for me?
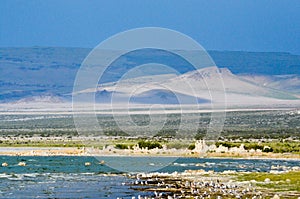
[262,147,273,153]
[115,144,132,150]
[138,140,162,149]
[188,144,195,150]
[216,142,240,148]
[244,143,264,150]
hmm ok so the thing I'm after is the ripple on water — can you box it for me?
[0,156,299,198]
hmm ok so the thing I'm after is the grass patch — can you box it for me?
[236,171,300,192]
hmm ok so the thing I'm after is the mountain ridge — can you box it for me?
[1,47,300,104]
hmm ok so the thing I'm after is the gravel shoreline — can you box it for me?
[125,170,300,199]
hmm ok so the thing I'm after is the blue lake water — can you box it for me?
[0,156,299,198]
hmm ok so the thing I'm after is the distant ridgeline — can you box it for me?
[0,47,299,75]
[209,51,300,75]
[0,47,300,102]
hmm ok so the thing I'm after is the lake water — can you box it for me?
[0,156,299,198]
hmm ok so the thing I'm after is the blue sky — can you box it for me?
[1,0,300,54]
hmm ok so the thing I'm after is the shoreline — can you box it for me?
[0,147,299,160]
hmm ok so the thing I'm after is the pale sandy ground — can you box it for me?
[0,101,299,115]
[0,147,85,156]
[0,147,299,160]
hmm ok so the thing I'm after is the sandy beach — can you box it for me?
[0,147,85,156]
